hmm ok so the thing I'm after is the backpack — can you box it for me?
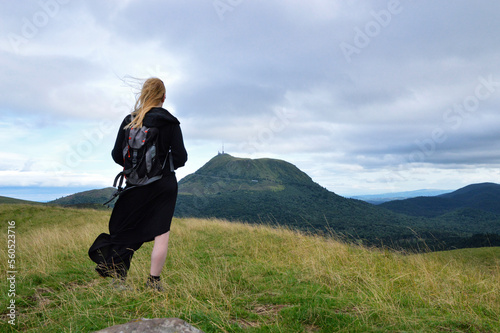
[104,124,174,205]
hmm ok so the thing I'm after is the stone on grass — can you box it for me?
[93,318,204,333]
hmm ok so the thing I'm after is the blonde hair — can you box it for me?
[125,77,166,129]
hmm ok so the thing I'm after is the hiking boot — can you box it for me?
[146,276,164,292]
[110,278,132,291]
[95,264,111,278]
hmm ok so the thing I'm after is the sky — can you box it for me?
[1,0,500,200]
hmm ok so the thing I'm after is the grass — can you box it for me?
[0,204,499,332]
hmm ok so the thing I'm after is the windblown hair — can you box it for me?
[125,77,166,129]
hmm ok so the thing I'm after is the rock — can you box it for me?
[93,318,204,333]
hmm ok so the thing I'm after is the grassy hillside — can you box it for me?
[49,188,115,209]
[1,204,498,332]
[0,196,41,205]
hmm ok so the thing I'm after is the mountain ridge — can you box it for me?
[0,195,42,205]
[48,187,116,209]
[352,189,452,204]
[8,154,499,250]
[380,182,500,217]
[174,154,500,249]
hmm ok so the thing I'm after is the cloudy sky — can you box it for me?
[1,0,500,200]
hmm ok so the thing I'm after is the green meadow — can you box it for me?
[0,204,499,332]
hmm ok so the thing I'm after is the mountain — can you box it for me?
[0,186,100,202]
[177,154,371,227]
[49,187,115,209]
[41,155,500,250]
[174,155,500,250]
[439,183,500,214]
[0,195,41,205]
[177,153,314,195]
[352,189,452,204]
[379,182,500,217]
[377,182,500,247]
[175,154,445,245]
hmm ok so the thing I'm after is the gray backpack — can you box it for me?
[104,125,173,205]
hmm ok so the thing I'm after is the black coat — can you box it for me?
[88,107,187,277]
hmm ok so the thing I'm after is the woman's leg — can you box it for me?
[150,231,170,276]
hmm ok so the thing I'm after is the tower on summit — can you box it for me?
[218,143,225,155]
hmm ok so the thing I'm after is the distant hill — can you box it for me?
[439,182,500,214]
[0,186,99,202]
[0,196,41,205]
[175,154,402,237]
[352,189,452,204]
[43,155,500,250]
[380,182,500,217]
[49,188,115,209]
[175,154,499,249]
[377,182,500,248]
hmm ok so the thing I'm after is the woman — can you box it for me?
[88,77,187,291]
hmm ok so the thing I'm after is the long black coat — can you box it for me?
[88,107,187,277]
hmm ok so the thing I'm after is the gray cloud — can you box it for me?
[1,0,500,194]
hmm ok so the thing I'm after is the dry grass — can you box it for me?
[0,204,499,332]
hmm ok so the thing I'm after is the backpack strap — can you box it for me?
[103,171,141,206]
[166,123,176,173]
[113,171,125,189]
[168,149,175,172]
[103,171,127,206]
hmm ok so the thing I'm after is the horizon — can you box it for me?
[3,172,497,203]
[1,185,454,202]
[2,1,500,196]
[1,152,498,202]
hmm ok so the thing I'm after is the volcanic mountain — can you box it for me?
[174,154,420,242]
[42,154,500,249]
